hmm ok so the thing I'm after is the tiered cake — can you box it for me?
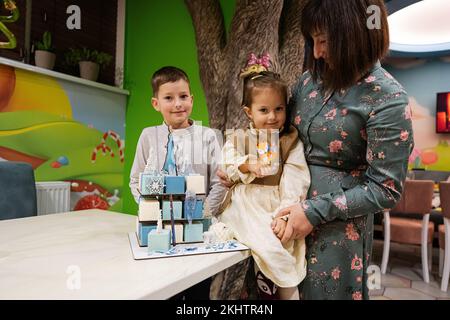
[137,172,210,252]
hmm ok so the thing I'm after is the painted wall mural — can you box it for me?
[0,64,126,211]
[385,57,450,171]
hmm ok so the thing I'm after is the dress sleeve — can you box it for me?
[278,140,311,210]
[303,92,414,227]
[222,139,257,185]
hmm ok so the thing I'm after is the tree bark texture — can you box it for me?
[185,0,306,131]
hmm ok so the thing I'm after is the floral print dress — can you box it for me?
[291,62,414,300]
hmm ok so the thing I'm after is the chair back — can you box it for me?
[391,180,434,215]
[439,182,450,219]
[0,161,37,220]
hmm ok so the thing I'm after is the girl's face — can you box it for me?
[311,31,329,64]
[244,87,286,130]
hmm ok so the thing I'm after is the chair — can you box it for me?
[0,161,37,220]
[438,182,450,291]
[381,180,435,283]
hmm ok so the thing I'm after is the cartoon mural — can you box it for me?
[0,64,126,211]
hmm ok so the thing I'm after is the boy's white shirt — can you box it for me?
[129,121,226,217]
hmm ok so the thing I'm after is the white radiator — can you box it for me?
[35,181,71,215]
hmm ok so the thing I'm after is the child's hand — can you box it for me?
[271,215,288,240]
[247,163,273,178]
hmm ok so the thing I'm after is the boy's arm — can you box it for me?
[203,129,226,217]
[278,140,311,211]
[129,129,151,203]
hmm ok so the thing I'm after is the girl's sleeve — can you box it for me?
[302,92,414,227]
[222,139,257,185]
[278,140,311,210]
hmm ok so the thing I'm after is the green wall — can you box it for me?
[122,0,235,215]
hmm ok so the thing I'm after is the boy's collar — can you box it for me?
[162,119,195,135]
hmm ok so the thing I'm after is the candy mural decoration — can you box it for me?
[91,130,125,164]
[0,63,126,212]
[0,0,19,49]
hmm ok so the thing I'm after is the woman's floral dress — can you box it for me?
[291,62,414,300]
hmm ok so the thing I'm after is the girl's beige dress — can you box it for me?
[219,126,311,287]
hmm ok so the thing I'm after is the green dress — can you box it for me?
[291,62,414,300]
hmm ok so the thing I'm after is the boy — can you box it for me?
[129,66,226,299]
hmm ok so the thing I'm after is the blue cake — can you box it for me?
[164,176,185,194]
[138,222,157,246]
[184,222,204,242]
[139,173,164,195]
[162,200,182,220]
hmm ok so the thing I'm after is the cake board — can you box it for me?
[128,232,249,260]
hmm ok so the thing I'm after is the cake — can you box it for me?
[137,171,208,250]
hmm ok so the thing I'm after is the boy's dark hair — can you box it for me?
[301,0,389,91]
[151,66,190,97]
[242,71,290,131]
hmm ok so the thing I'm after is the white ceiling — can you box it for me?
[388,0,450,53]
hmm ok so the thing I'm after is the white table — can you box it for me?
[0,209,249,299]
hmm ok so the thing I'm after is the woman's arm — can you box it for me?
[302,93,414,227]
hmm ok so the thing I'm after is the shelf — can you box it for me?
[0,57,129,96]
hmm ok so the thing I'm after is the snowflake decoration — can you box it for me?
[141,174,164,195]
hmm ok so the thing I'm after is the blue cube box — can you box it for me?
[138,223,157,246]
[193,199,204,219]
[140,173,164,195]
[184,222,204,242]
[183,199,204,220]
[162,201,182,220]
[164,176,185,194]
[148,229,171,253]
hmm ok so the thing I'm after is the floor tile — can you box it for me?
[370,295,391,300]
[383,287,436,300]
[390,266,425,281]
[381,273,411,288]
[412,280,450,299]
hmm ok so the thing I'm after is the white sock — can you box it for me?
[278,286,300,300]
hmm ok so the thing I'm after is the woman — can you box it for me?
[273,0,413,299]
[218,0,413,300]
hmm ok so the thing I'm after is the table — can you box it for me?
[0,209,249,299]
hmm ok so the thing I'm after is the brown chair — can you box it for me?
[438,182,450,291]
[381,180,435,283]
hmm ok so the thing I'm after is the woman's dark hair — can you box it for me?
[301,0,389,91]
[241,71,290,132]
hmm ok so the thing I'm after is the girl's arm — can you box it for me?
[222,139,258,185]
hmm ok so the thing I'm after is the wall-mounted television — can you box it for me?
[437,92,450,133]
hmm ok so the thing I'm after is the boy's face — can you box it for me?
[152,79,193,129]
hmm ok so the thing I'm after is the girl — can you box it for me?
[215,68,311,300]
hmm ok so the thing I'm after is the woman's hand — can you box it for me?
[273,203,314,245]
[216,169,234,188]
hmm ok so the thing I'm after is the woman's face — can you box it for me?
[311,31,329,64]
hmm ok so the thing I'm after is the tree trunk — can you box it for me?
[185,0,305,131]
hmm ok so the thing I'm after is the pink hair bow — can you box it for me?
[247,53,271,69]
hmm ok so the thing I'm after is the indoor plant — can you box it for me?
[34,31,56,70]
[65,47,113,82]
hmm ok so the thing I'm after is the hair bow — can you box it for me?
[247,53,271,69]
[240,53,271,78]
